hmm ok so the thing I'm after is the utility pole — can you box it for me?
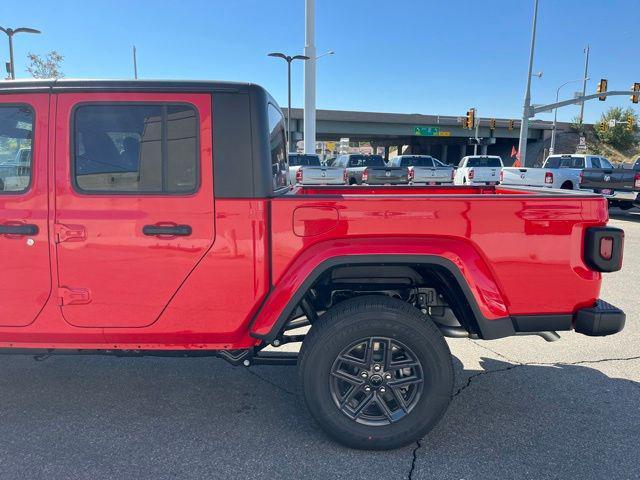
[578,45,590,126]
[550,78,587,155]
[474,116,480,155]
[303,0,317,154]
[133,45,138,79]
[517,0,539,167]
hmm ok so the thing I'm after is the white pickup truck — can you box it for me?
[500,154,613,190]
[453,155,503,185]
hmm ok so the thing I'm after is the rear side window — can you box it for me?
[267,104,288,191]
[0,105,33,193]
[289,154,321,167]
[466,157,502,167]
[73,104,199,194]
[591,157,602,169]
[400,156,434,167]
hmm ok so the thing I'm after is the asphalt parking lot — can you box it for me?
[0,209,638,480]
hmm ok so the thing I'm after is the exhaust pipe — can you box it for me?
[438,325,560,342]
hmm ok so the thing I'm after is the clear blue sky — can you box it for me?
[2,0,637,123]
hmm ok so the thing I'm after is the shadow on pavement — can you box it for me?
[609,207,640,223]
[415,357,640,480]
[0,354,637,479]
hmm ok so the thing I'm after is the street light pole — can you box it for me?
[268,52,309,152]
[133,45,138,79]
[578,45,590,127]
[304,0,317,154]
[550,78,588,155]
[517,0,539,167]
[0,26,41,79]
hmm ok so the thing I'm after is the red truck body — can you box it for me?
[0,80,626,450]
[0,81,625,351]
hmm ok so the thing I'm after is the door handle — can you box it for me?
[142,224,192,237]
[0,224,39,236]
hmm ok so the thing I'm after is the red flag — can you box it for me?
[510,146,517,158]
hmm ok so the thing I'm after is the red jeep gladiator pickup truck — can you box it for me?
[0,80,626,449]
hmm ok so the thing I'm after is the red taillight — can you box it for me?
[600,237,614,260]
[450,169,455,180]
[408,168,415,182]
[362,168,369,183]
[295,167,303,184]
[499,170,504,182]
[343,169,348,184]
[579,171,584,184]
[468,169,475,180]
[545,171,554,184]
[635,172,640,189]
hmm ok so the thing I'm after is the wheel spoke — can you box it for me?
[330,369,365,386]
[337,353,368,369]
[352,392,376,419]
[389,385,409,413]
[387,375,422,389]
[375,392,395,421]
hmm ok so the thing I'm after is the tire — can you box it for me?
[560,181,573,190]
[619,202,634,211]
[298,295,453,450]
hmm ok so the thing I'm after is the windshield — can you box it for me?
[399,156,433,167]
[544,156,585,169]
[289,154,321,167]
[349,155,385,167]
[466,157,502,167]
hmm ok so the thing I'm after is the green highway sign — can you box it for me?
[413,126,451,137]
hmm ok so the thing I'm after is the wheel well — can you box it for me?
[561,180,573,190]
[287,263,480,336]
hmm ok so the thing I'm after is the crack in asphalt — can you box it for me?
[407,438,422,480]
[406,343,640,479]
[245,367,296,396]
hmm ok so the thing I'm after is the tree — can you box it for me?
[594,107,638,151]
[26,51,64,79]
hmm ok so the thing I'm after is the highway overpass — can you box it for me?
[288,108,567,165]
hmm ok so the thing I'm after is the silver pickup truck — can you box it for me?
[388,155,454,184]
[288,153,346,185]
[333,154,409,185]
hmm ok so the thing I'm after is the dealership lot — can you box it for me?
[0,208,638,480]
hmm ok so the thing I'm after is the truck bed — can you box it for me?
[266,184,608,321]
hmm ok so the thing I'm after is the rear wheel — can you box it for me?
[560,181,573,190]
[298,295,453,450]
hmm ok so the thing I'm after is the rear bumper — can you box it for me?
[510,299,625,338]
[605,190,639,202]
[574,300,626,336]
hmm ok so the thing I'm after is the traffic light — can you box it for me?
[508,119,515,131]
[597,120,608,133]
[631,83,640,104]
[596,78,608,101]
[465,108,476,129]
[489,118,496,130]
[627,115,635,131]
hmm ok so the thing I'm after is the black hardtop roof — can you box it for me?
[0,78,265,95]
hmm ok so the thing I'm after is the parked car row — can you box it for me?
[290,152,499,186]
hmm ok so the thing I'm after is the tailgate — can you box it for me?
[472,167,501,182]
[412,167,452,183]
[501,167,548,186]
[301,167,344,184]
[581,168,637,192]
[367,167,409,184]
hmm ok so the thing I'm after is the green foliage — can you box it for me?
[570,115,584,134]
[26,51,64,79]
[595,107,638,151]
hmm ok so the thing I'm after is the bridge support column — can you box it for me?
[397,144,404,155]
[459,143,467,159]
[481,145,488,155]
[441,144,448,163]
[384,146,390,161]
